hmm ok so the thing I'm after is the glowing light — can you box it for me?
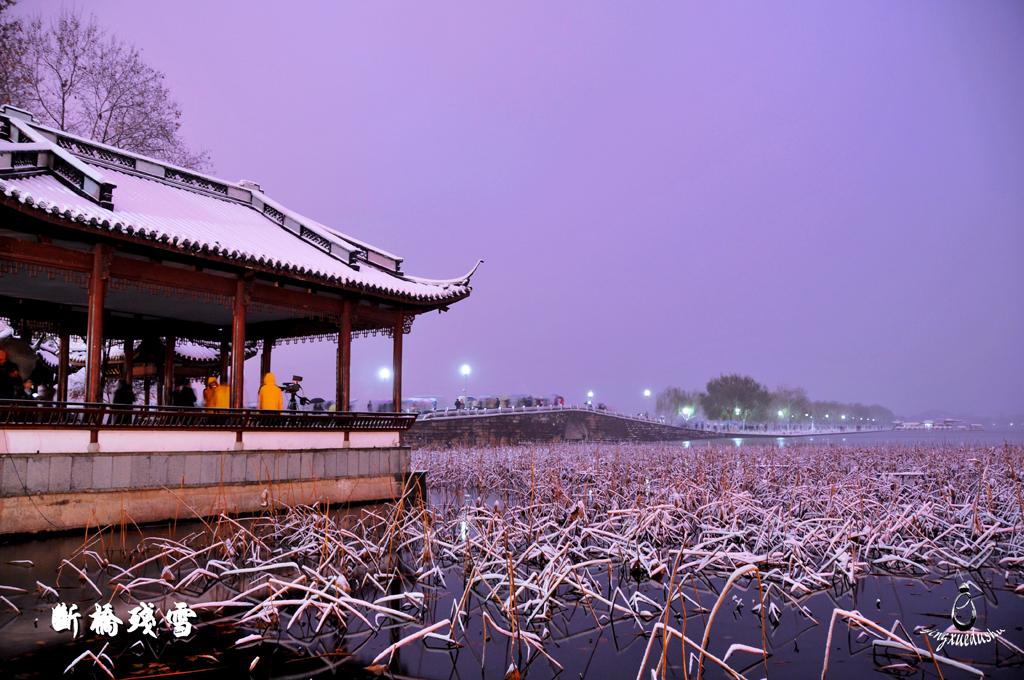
[734,407,742,416]
[681,405,694,419]
[643,388,652,398]
[587,390,594,399]
[777,409,785,418]
[841,414,847,420]
[377,367,392,381]
[459,363,472,377]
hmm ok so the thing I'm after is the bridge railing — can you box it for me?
[417,403,675,425]
[0,399,417,431]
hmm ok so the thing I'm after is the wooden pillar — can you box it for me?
[143,376,151,406]
[123,335,134,385]
[336,301,352,412]
[219,337,230,382]
[260,337,273,380]
[391,314,403,413]
[230,279,248,409]
[57,328,69,402]
[161,335,175,405]
[85,245,108,403]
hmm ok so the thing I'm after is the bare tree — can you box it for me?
[655,387,702,420]
[0,0,31,107]
[9,7,210,170]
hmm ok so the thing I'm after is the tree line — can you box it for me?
[656,374,895,425]
[0,2,209,170]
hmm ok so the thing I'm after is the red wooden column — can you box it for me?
[336,300,352,411]
[230,279,248,409]
[85,245,109,403]
[391,314,403,412]
[219,338,230,383]
[260,337,274,379]
[123,335,134,385]
[56,328,70,402]
[161,335,175,405]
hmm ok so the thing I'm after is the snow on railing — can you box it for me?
[416,403,676,426]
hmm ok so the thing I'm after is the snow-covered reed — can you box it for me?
[19,442,1024,677]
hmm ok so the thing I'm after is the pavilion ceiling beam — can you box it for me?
[0,233,369,320]
[0,201,465,311]
[0,234,91,272]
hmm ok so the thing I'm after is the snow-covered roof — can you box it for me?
[0,105,479,305]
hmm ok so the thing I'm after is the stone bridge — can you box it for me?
[403,407,716,448]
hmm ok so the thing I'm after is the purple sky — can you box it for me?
[21,1,1024,416]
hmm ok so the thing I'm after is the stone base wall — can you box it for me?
[404,411,716,449]
[0,447,411,534]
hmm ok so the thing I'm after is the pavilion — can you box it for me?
[0,104,477,533]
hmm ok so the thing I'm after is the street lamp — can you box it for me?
[643,388,651,398]
[586,390,594,407]
[459,363,472,395]
[377,367,391,381]
[777,409,785,418]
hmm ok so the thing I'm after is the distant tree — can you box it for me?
[0,1,30,107]
[655,387,702,420]
[770,385,810,421]
[3,7,210,170]
[701,374,770,421]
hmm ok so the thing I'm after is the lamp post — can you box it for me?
[459,363,472,396]
[586,390,594,407]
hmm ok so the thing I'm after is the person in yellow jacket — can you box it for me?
[213,382,232,409]
[258,372,283,410]
[202,377,219,407]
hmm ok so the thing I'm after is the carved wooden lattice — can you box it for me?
[108,278,231,307]
[52,157,85,190]
[56,136,137,169]
[11,151,37,168]
[299,226,332,253]
[263,203,286,225]
[0,259,89,287]
[165,168,229,195]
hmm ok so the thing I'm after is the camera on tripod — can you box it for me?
[281,375,308,409]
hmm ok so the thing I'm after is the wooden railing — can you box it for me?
[0,400,417,431]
